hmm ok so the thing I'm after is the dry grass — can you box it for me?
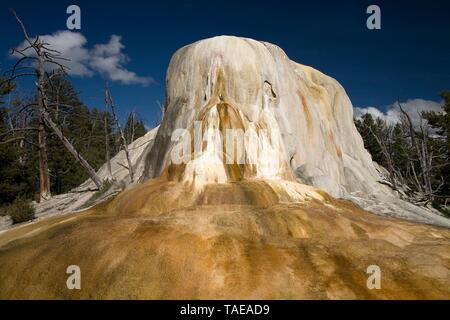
[0,178,449,299]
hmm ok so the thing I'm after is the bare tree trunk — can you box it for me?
[399,102,435,203]
[368,125,397,190]
[42,110,104,189]
[37,117,51,201]
[129,112,136,144]
[108,89,134,182]
[37,56,51,201]
[104,85,113,180]
[55,83,60,121]
[18,111,26,164]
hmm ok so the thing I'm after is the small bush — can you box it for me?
[6,197,35,224]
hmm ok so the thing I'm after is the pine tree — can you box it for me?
[355,113,384,165]
[391,123,409,179]
[124,112,147,145]
[421,91,450,206]
[0,83,37,205]
[355,92,449,212]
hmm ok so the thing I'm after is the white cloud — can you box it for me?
[13,31,152,86]
[90,35,150,85]
[354,99,443,127]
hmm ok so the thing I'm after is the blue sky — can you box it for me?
[1,0,449,126]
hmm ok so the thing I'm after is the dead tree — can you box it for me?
[155,100,165,126]
[104,83,113,180]
[3,9,104,195]
[398,102,445,203]
[107,88,134,182]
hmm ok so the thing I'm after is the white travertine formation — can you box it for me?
[141,36,450,227]
[143,36,380,194]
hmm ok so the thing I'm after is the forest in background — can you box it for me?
[0,76,146,221]
[355,91,450,216]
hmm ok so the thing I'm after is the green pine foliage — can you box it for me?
[355,92,450,214]
[355,113,384,165]
[422,91,450,210]
[0,76,148,210]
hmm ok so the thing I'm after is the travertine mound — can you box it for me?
[141,35,449,227]
[143,36,378,196]
[0,177,449,299]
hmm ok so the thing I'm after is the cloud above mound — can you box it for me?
[354,99,443,127]
[12,30,153,86]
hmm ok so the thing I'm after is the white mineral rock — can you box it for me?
[141,36,449,227]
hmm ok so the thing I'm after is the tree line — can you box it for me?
[355,92,450,215]
[0,76,146,206]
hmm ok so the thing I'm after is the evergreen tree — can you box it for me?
[124,112,147,145]
[0,83,37,205]
[391,123,409,178]
[355,92,449,213]
[355,113,384,165]
[421,91,450,205]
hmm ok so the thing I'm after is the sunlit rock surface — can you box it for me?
[142,36,449,227]
[143,36,377,196]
